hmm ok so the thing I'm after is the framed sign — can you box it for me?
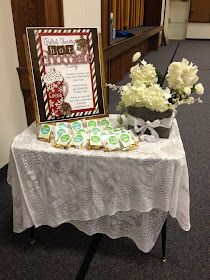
[26,27,107,124]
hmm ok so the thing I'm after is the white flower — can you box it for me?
[132,52,141,62]
[130,63,158,86]
[122,85,129,92]
[166,58,199,92]
[195,83,204,95]
[119,83,170,112]
[186,97,195,104]
[182,58,190,66]
[143,85,170,112]
[179,96,195,105]
[183,87,191,95]
[164,87,172,99]
[108,53,204,112]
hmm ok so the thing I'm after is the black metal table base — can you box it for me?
[161,220,167,262]
[29,219,167,267]
[30,226,35,245]
[75,233,102,280]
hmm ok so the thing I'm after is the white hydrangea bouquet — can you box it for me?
[107,52,204,141]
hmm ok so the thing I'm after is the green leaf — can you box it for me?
[156,69,164,86]
[191,84,196,92]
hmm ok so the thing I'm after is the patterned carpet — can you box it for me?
[0,40,209,280]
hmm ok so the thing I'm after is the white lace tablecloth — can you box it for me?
[7,115,190,252]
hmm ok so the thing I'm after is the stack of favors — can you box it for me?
[37,117,139,152]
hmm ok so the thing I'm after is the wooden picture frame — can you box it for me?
[26,27,107,124]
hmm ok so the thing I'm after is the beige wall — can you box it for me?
[186,23,210,39]
[63,0,101,31]
[0,1,27,168]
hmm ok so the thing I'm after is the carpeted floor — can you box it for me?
[0,40,209,280]
[0,176,93,280]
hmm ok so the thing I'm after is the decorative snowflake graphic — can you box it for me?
[49,99,54,108]
[54,99,63,108]
[75,36,89,53]
[58,86,63,94]
[51,108,60,117]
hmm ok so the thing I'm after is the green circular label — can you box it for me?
[88,121,97,128]
[72,122,81,130]
[91,127,100,134]
[120,133,129,143]
[74,134,83,143]
[109,136,117,145]
[57,128,66,137]
[61,134,70,143]
[91,135,100,143]
[41,125,50,134]
[57,123,66,128]
[77,129,85,134]
[101,119,109,126]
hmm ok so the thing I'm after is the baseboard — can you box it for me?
[0,164,8,183]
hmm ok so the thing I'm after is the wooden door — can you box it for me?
[189,0,210,23]
[11,0,64,125]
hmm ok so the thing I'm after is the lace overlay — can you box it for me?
[7,115,190,252]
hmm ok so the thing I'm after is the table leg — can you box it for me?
[75,233,102,280]
[30,226,36,245]
[161,220,166,262]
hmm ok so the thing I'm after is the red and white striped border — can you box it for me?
[34,28,100,121]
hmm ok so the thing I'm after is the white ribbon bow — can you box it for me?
[127,113,175,142]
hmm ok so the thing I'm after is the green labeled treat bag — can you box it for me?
[55,133,71,148]
[91,127,101,134]
[102,126,113,134]
[128,130,139,144]
[90,134,102,146]
[76,129,86,135]
[119,132,135,148]
[89,133,102,149]
[54,126,69,142]
[87,119,98,129]
[70,121,83,132]
[99,118,110,127]
[105,134,121,151]
[101,132,110,144]
[56,122,68,128]
[70,133,85,148]
[112,128,122,135]
[38,124,52,142]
